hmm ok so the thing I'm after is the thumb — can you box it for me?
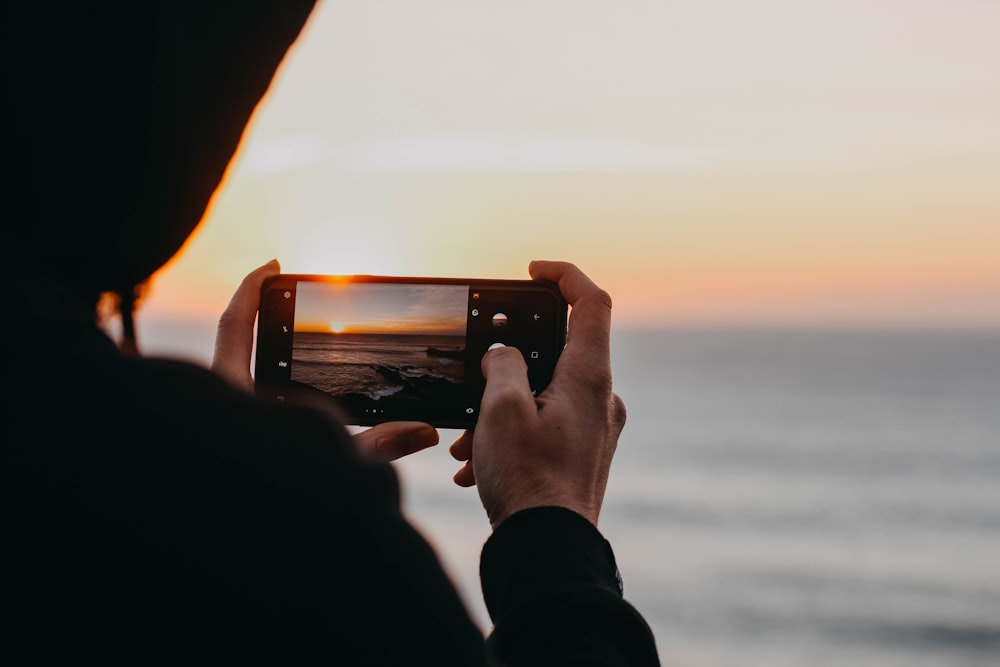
[212,259,280,392]
[479,345,535,422]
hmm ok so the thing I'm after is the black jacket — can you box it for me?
[6,288,659,665]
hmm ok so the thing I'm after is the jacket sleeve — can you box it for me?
[480,507,661,666]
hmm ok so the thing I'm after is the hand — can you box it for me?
[212,259,439,463]
[449,261,627,528]
[212,259,281,394]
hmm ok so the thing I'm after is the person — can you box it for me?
[5,1,660,664]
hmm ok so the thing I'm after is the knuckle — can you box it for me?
[573,361,613,396]
[592,287,613,311]
[369,433,394,461]
[216,308,238,331]
[611,392,627,430]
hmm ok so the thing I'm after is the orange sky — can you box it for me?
[292,281,468,335]
[139,0,1000,359]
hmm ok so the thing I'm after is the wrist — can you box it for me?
[487,495,600,530]
[480,506,625,622]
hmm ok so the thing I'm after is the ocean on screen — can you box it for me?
[140,321,1000,667]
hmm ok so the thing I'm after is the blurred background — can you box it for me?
[137,2,1000,665]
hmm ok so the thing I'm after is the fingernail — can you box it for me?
[414,424,439,447]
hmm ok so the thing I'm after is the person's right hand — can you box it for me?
[449,261,627,529]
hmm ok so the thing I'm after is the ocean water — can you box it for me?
[140,321,1000,666]
[393,329,1000,667]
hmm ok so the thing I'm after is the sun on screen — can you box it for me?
[329,321,347,333]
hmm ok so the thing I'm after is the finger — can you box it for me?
[529,260,612,357]
[212,259,280,391]
[449,430,474,462]
[479,345,536,422]
[354,422,439,462]
[453,460,476,487]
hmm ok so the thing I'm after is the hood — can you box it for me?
[5,1,316,301]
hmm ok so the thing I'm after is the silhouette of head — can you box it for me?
[6,1,316,308]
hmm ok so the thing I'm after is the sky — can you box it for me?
[139,0,1000,358]
[295,282,468,334]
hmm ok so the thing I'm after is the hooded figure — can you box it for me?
[3,3,660,665]
[6,1,316,338]
[4,2,488,661]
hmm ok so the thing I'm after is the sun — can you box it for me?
[329,321,347,333]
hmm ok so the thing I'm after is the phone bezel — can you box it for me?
[253,274,568,428]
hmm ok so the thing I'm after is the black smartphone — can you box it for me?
[254,274,568,428]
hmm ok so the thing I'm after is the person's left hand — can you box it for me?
[212,259,439,463]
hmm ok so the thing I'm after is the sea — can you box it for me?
[290,331,465,397]
[142,323,1000,667]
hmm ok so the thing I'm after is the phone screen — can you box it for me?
[254,275,567,428]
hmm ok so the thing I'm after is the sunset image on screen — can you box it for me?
[288,280,470,416]
[293,281,467,336]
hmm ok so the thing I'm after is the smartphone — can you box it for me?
[254,274,568,428]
